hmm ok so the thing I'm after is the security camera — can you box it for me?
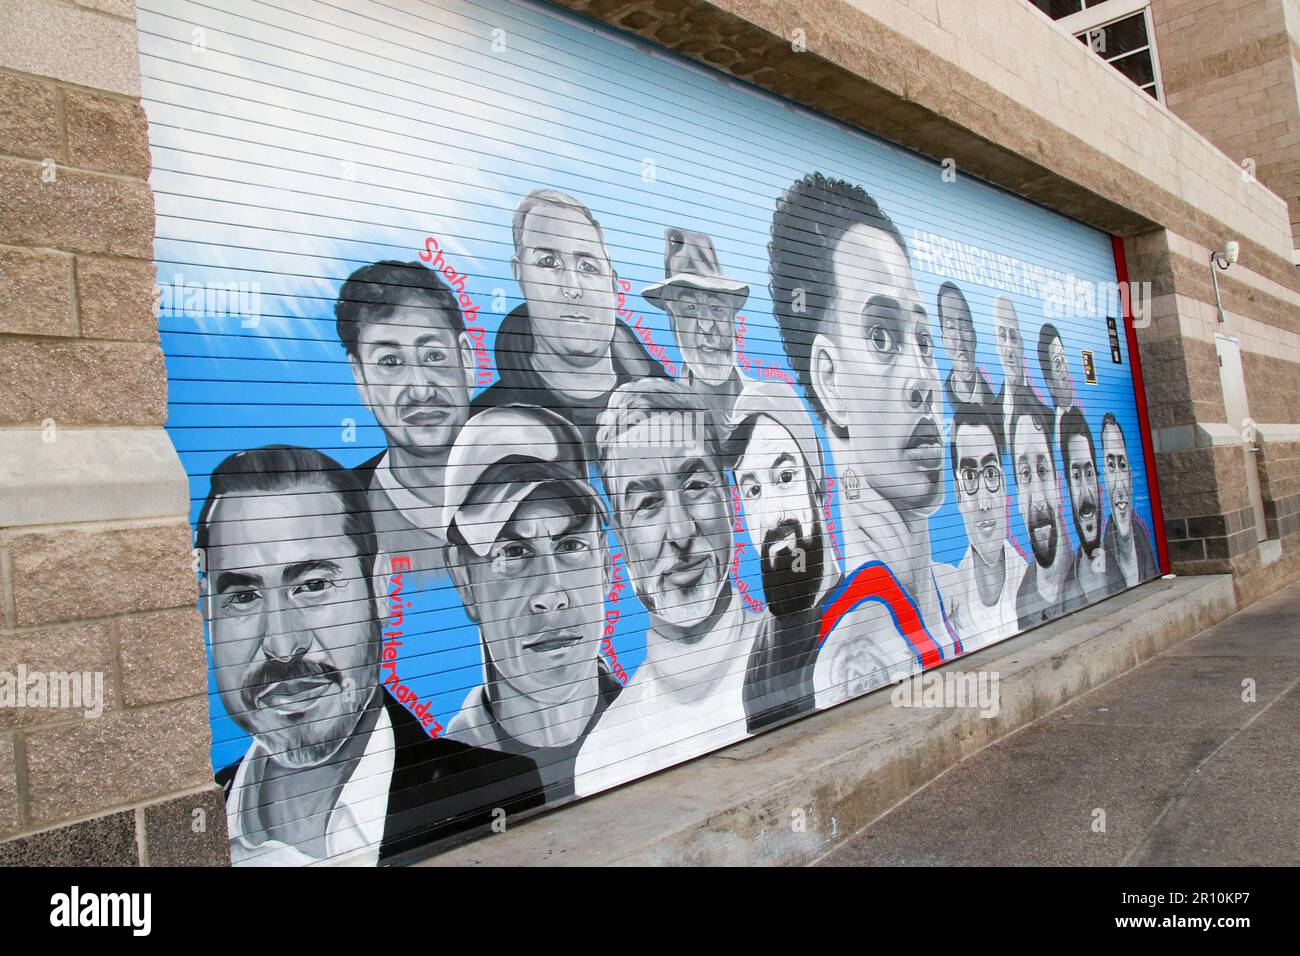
[1292,248,1300,267]
[1211,242,1238,270]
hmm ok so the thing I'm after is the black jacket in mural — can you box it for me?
[471,304,668,447]
[352,450,385,487]
[943,368,994,414]
[742,575,843,734]
[215,688,545,865]
[1102,517,1160,588]
[1015,558,1088,631]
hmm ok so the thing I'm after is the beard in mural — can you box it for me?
[1011,401,1087,629]
[573,377,771,796]
[200,446,542,866]
[441,405,620,803]
[769,173,960,710]
[1060,407,1124,602]
[730,380,842,731]
[937,282,994,409]
[938,403,1028,651]
[472,189,666,448]
[644,227,751,419]
[760,514,825,618]
[1100,413,1160,588]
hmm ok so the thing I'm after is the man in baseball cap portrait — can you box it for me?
[442,404,621,803]
[643,227,751,419]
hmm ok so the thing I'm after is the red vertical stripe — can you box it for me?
[1111,235,1171,575]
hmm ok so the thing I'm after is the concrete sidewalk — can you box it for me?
[421,573,1241,866]
[817,580,1300,867]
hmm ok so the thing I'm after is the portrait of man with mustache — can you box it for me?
[729,380,843,731]
[1100,413,1160,588]
[643,227,752,420]
[442,405,621,803]
[769,173,960,710]
[200,445,542,866]
[1060,407,1124,602]
[336,259,475,579]
[573,378,771,796]
[1011,401,1087,629]
[472,188,666,450]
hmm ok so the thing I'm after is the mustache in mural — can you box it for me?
[1028,502,1058,568]
[244,655,343,716]
[398,387,455,425]
[761,518,825,619]
[1076,489,1101,554]
[644,542,721,625]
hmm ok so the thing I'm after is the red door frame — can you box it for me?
[1111,235,1171,575]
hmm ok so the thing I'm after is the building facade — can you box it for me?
[1,0,1297,865]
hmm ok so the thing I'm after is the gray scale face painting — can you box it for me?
[139,0,1162,865]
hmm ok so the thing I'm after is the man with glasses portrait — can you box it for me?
[938,402,1029,651]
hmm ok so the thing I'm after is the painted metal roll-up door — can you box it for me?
[137,0,1165,865]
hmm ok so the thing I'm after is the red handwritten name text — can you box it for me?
[382,556,443,737]
[736,313,795,385]
[600,551,630,685]
[729,486,766,614]
[619,279,679,377]
[419,236,494,387]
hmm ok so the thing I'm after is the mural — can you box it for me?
[139,0,1162,865]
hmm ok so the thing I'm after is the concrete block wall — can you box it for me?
[1122,215,1300,589]
[554,0,1295,259]
[1152,0,1300,244]
[0,0,227,866]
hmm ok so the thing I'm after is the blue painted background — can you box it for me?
[138,0,1157,771]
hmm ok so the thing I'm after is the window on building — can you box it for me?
[1031,0,1164,102]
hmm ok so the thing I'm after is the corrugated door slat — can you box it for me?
[138,0,1163,865]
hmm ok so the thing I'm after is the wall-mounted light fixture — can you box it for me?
[1209,241,1238,323]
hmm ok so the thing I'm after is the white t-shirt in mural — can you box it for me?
[573,591,768,797]
[226,706,393,867]
[940,540,1029,655]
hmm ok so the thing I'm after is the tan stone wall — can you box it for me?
[1124,221,1300,580]
[0,0,225,866]
[1152,0,1300,244]
[552,0,1300,599]
[551,0,1296,270]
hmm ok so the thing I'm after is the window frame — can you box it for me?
[1057,0,1165,102]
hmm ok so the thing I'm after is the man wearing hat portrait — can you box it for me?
[643,227,752,420]
[442,404,622,803]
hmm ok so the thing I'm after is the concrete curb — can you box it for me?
[419,574,1237,867]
